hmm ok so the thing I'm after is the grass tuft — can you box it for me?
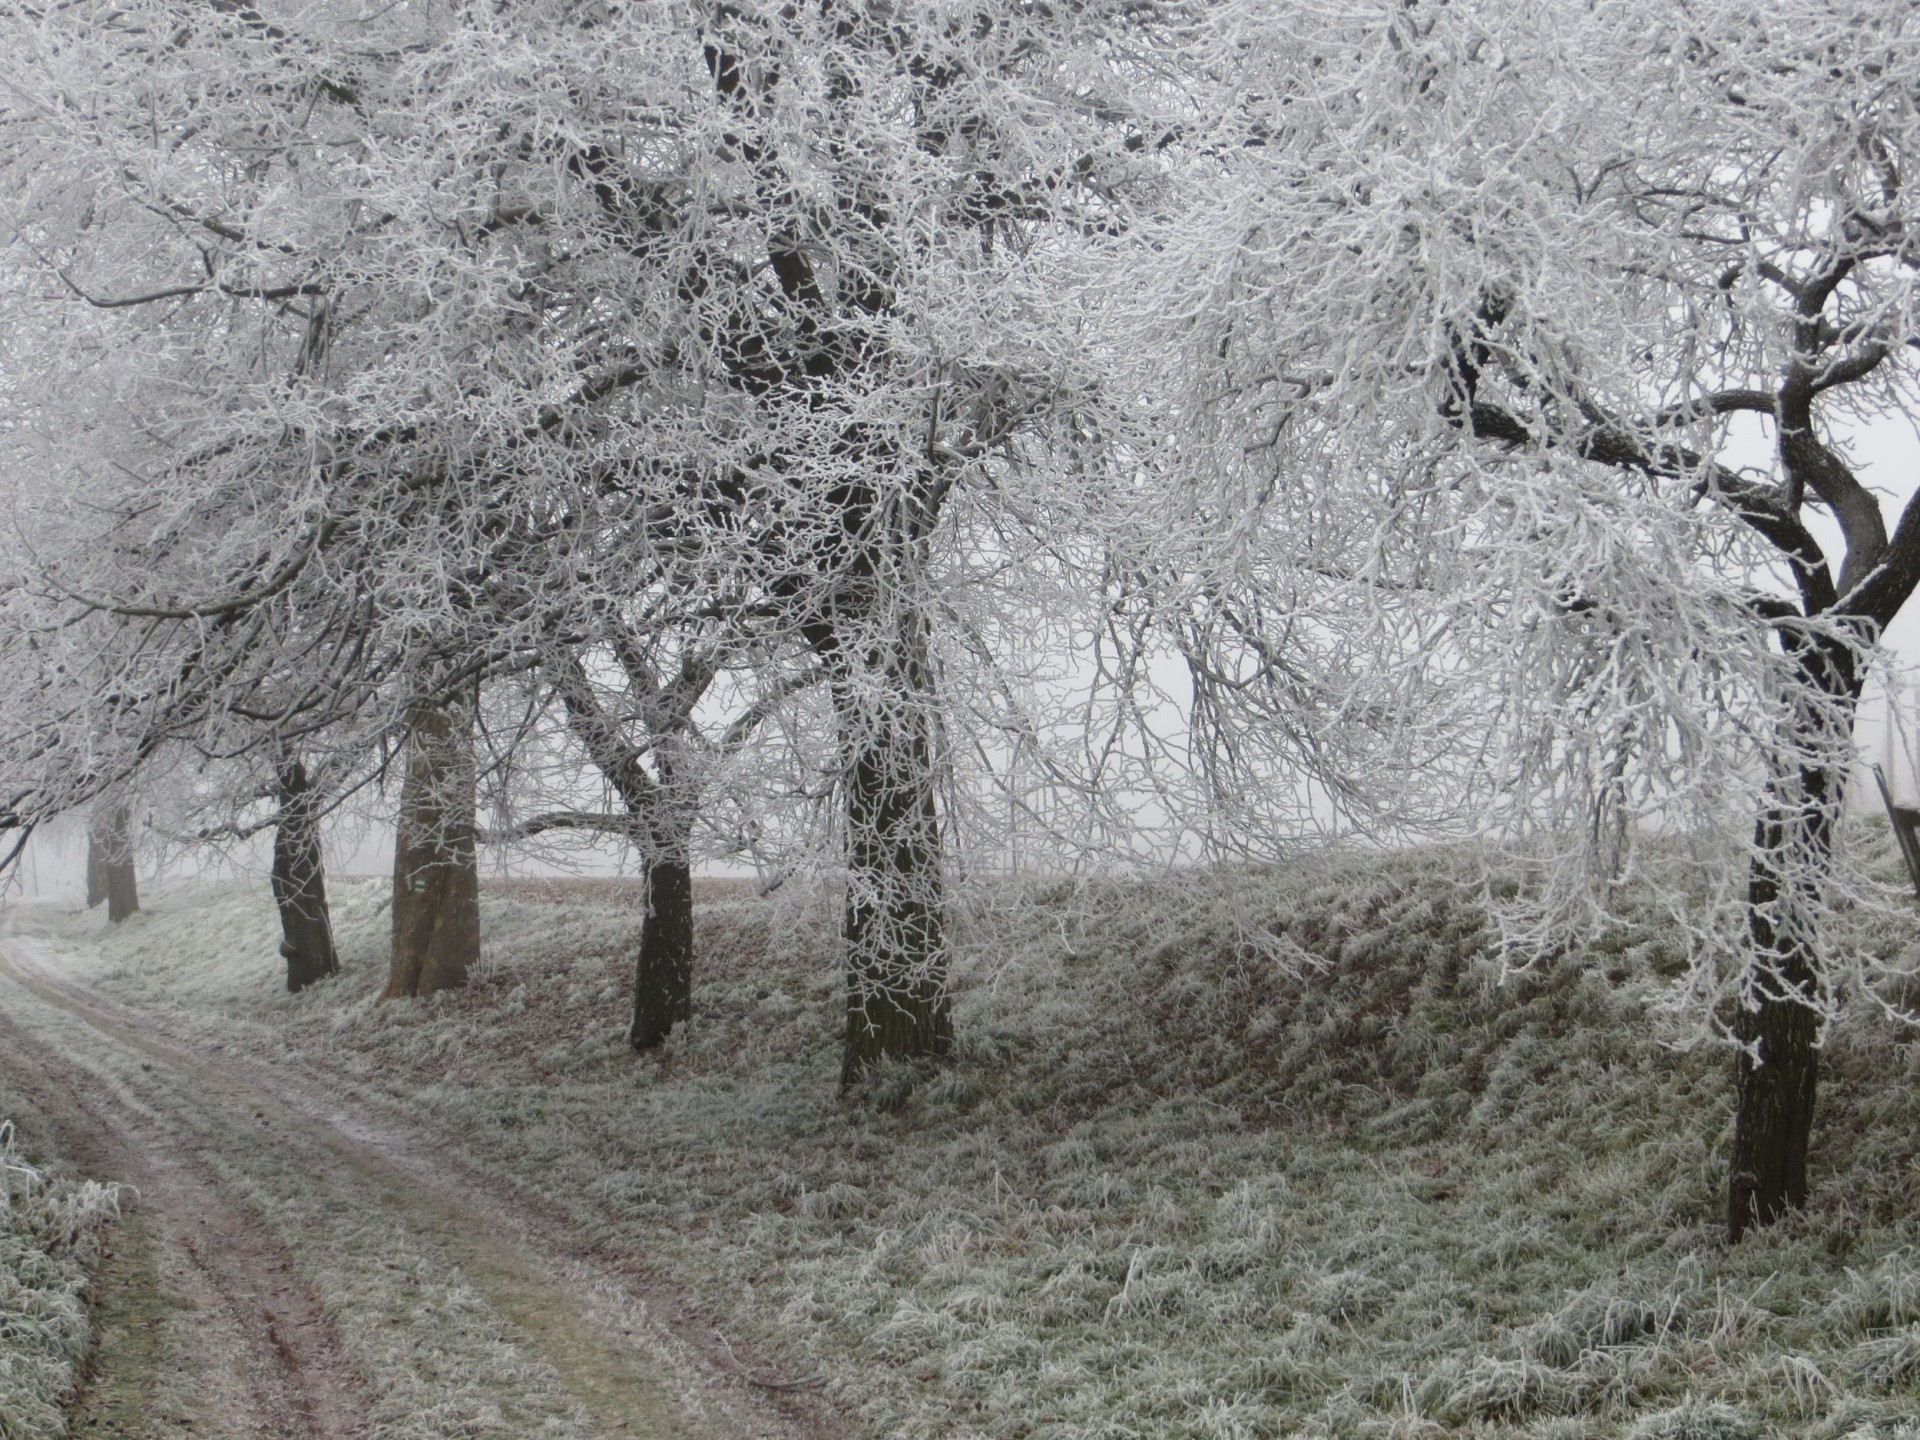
[0,1117,120,1440]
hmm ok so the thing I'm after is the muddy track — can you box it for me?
[0,1008,369,1440]
[0,920,848,1440]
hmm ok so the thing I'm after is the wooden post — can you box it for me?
[1871,764,1920,899]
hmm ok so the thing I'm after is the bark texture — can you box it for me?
[628,741,699,1051]
[272,759,340,993]
[94,804,139,923]
[84,827,107,910]
[385,699,480,1000]
[630,846,694,1051]
[1729,975,1820,1240]
[836,619,950,1087]
[1727,632,1856,1242]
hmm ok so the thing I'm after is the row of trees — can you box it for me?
[3,0,1917,1241]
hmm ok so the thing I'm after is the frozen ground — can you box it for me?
[8,839,1920,1437]
[0,897,837,1440]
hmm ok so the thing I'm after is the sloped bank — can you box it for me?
[0,1104,118,1440]
[32,838,1920,1439]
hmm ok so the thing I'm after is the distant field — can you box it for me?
[25,831,1920,1439]
[332,874,771,906]
[483,875,769,907]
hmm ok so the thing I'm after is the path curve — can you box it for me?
[0,914,848,1440]
[0,1008,370,1440]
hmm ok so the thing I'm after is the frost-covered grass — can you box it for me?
[5,888,689,1439]
[0,1111,119,1440]
[35,832,1920,1438]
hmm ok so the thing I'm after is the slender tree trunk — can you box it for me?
[272,759,339,992]
[385,697,480,1000]
[837,612,950,1087]
[1728,633,1857,1242]
[93,804,138,923]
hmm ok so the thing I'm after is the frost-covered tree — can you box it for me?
[486,611,821,1049]
[152,748,349,990]
[1,0,1168,1078]
[1157,0,1920,1238]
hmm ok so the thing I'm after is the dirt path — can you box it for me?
[0,918,845,1440]
[0,993,371,1440]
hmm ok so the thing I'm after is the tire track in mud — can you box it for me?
[0,919,844,1440]
[0,999,368,1440]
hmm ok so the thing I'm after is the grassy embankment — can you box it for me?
[34,832,1920,1439]
[0,1084,122,1440]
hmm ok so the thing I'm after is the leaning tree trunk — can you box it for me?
[837,613,951,1087]
[385,697,480,1000]
[1728,631,1859,1242]
[272,758,339,992]
[93,803,138,923]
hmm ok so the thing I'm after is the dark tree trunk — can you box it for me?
[836,614,950,1087]
[546,655,707,1051]
[629,742,698,1050]
[96,804,138,923]
[1729,941,1820,1240]
[631,842,694,1050]
[386,698,480,1000]
[1728,631,1858,1242]
[272,759,339,993]
[692,20,958,1089]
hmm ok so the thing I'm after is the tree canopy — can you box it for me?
[5,0,1920,1234]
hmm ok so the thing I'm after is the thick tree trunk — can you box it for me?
[837,616,950,1087]
[92,804,138,923]
[385,698,480,1000]
[272,759,339,993]
[1728,634,1856,1242]
[631,842,694,1050]
[1729,962,1820,1240]
[1729,795,1831,1241]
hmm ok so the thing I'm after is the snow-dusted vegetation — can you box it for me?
[8,4,1920,1428]
[8,0,1920,1267]
[26,835,1920,1439]
[0,1114,118,1440]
